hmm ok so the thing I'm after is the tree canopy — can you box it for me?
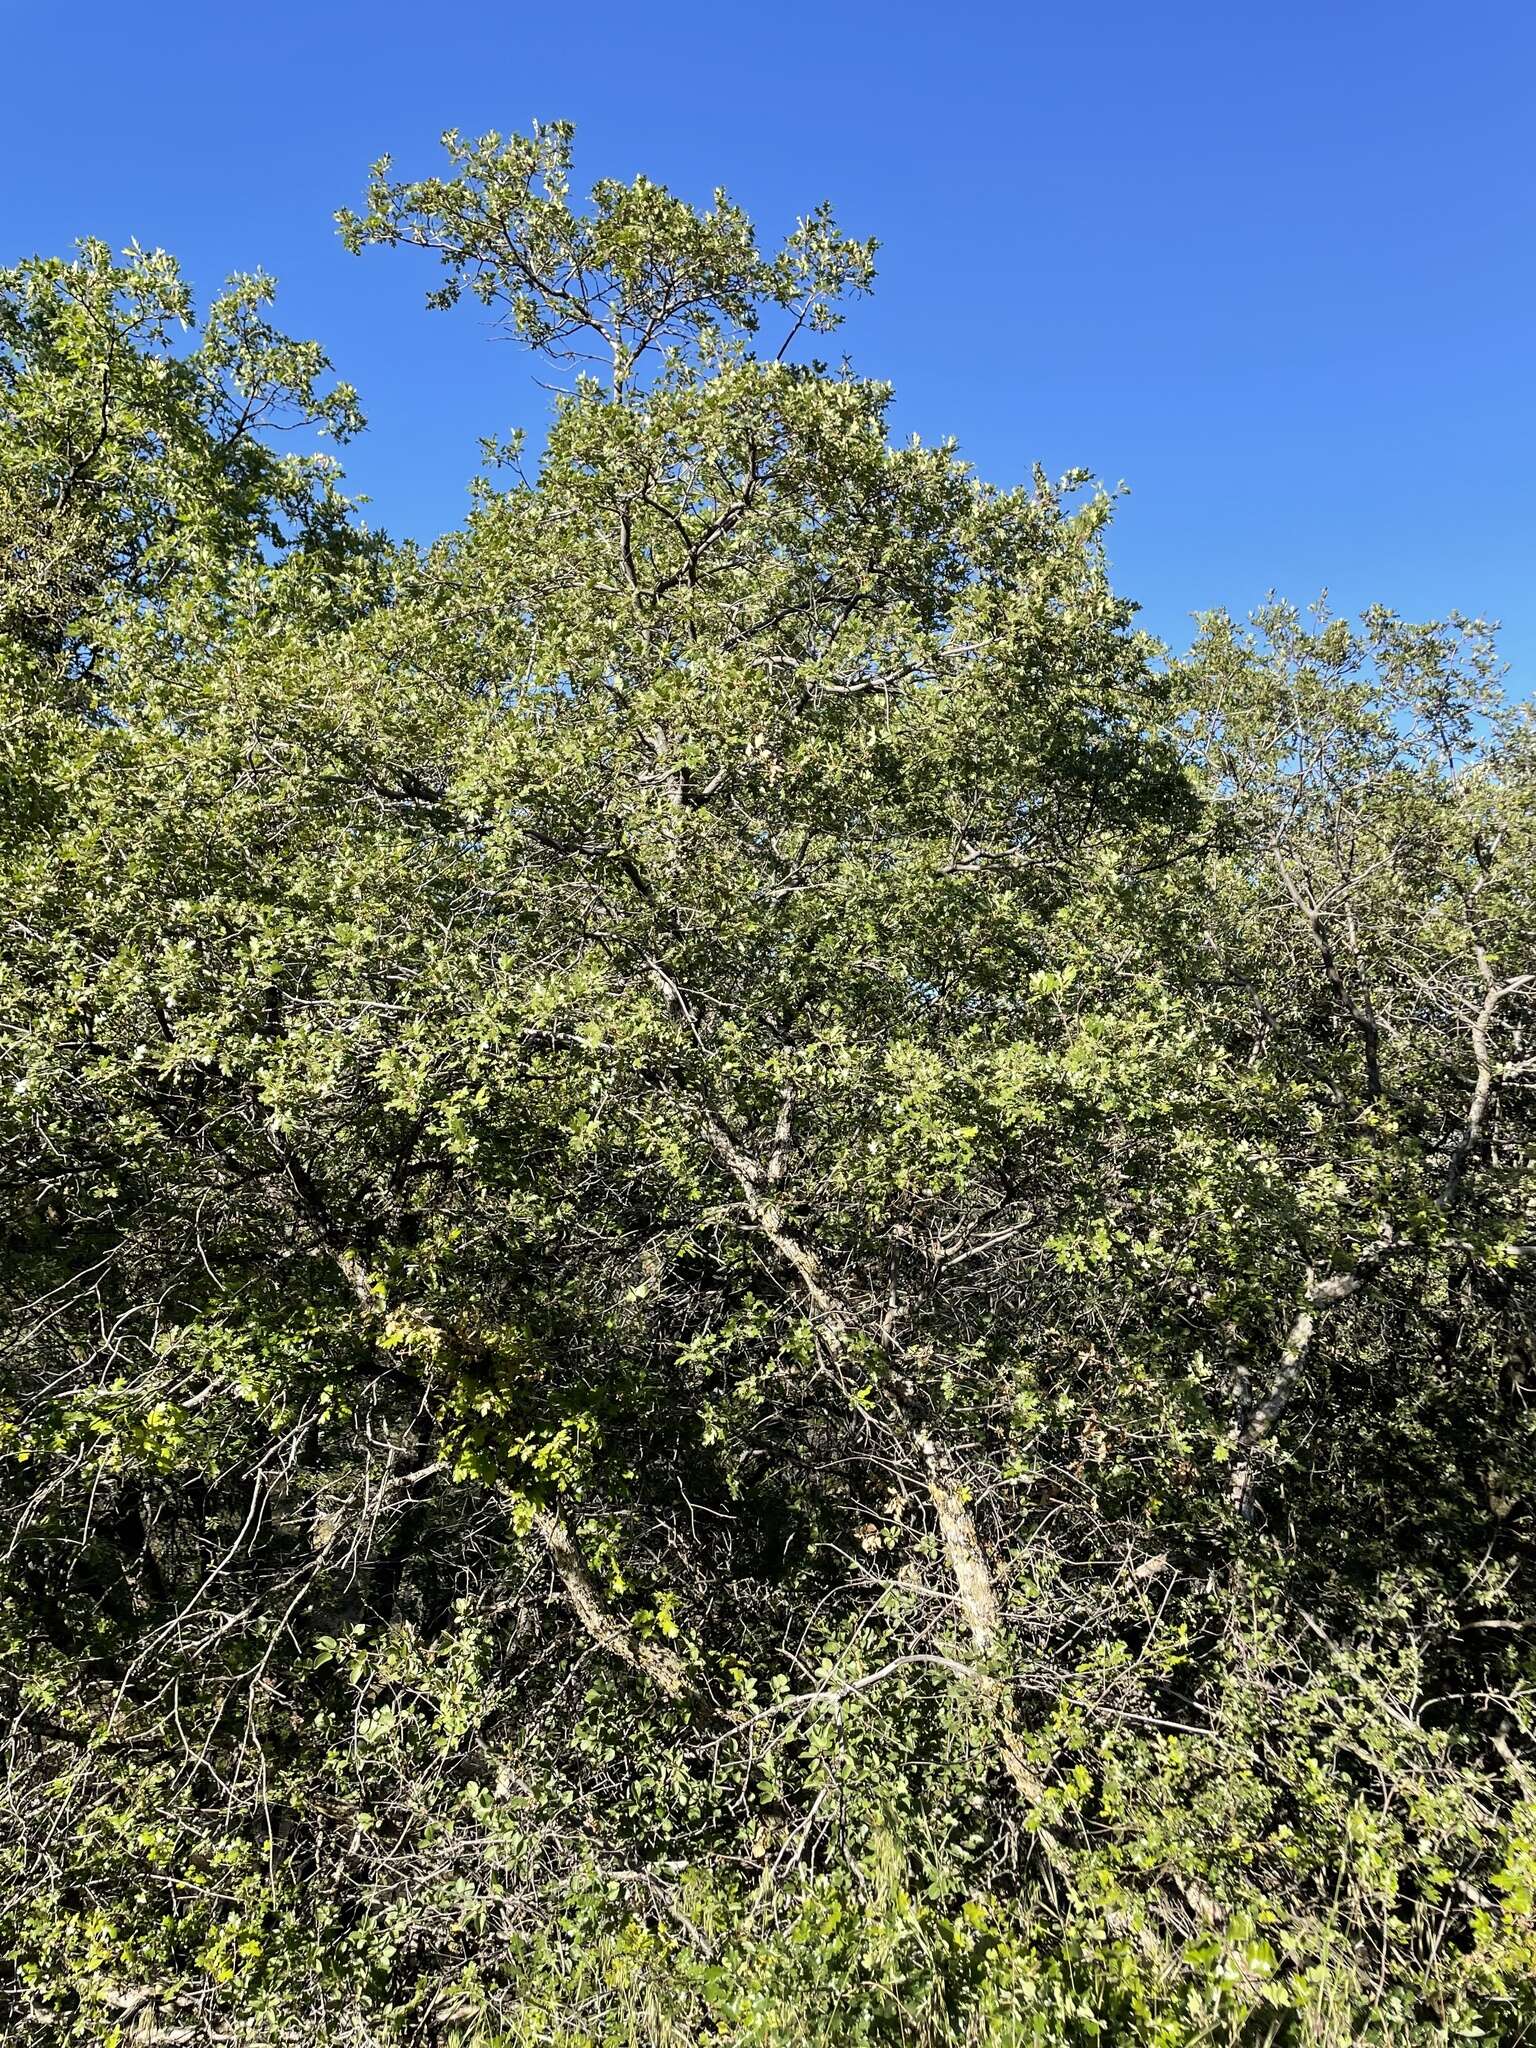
[2,125,1532,2047]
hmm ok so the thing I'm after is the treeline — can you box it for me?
[1,125,1533,2046]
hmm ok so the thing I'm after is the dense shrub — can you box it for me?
[2,125,1532,2043]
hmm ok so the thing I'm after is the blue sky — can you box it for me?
[5,0,1533,676]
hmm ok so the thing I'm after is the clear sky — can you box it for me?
[5,0,1533,677]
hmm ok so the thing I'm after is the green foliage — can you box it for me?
[0,127,1532,2046]
[0,239,367,682]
